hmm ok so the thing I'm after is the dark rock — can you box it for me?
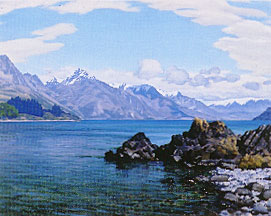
[104,150,116,162]
[235,188,252,196]
[247,182,264,193]
[264,176,271,180]
[160,177,175,185]
[237,197,254,207]
[157,118,239,166]
[220,162,237,170]
[104,132,158,162]
[238,124,271,158]
[211,175,229,182]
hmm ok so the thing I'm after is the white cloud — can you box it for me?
[32,23,77,40]
[0,0,138,15]
[165,66,190,85]
[0,0,62,15]
[200,67,221,75]
[214,20,271,76]
[138,0,267,26]
[0,23,77,63]
[190,74,210,87]
[137,59,164,79]
[49,0,139,14]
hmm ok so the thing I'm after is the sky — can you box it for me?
[0,0,271,105]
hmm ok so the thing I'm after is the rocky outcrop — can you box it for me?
[105,132,159,162]
[105,118,240,166]
[155,118,239,166]
[238,124,271,168]
[105,119,271,169]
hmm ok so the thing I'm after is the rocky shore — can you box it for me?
[200,167,271,215]
[105,118,271,215]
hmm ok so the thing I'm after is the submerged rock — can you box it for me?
[105,132,159,162]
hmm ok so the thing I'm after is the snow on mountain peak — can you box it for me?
[63,68,95,85]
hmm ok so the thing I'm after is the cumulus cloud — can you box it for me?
[200,67,221,75]
[165,66,190,85]
[189,67,240,86]
[0,23,77,63]
[190,74,210,87]
[225,73,240,82]
[137,59,164,79]
[243,82,260,90]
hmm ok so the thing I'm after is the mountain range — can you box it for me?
[0,54,270,120]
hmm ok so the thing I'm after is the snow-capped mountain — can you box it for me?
[62,68,96,85]
[0,55,63,109]
[127,84,163,100]
[46,70,191,120]
[2,54,269,120]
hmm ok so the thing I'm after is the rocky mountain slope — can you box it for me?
[46,69,191,120]
[253,107,271,121]
[0,55,64,109]
[2,54,271,120]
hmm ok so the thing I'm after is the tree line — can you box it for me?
[0,96,64,119]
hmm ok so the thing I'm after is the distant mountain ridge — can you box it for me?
[1,54,271,120]
[210,100,271,120]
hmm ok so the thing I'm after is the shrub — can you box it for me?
[0,103,19,119]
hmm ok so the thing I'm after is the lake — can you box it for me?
[0,120,269,215]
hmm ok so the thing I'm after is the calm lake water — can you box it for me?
[0,120,269,215]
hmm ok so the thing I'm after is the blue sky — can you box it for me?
[0,0,271,104]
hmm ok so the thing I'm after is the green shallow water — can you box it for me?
[0,120,269,215]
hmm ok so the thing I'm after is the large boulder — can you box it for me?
[105,132,159,162]
[156,118,239,165]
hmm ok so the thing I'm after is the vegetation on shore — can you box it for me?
[0,103,19,119]
[1,96,80,121]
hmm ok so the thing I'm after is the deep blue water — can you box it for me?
[0,120,270,215]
